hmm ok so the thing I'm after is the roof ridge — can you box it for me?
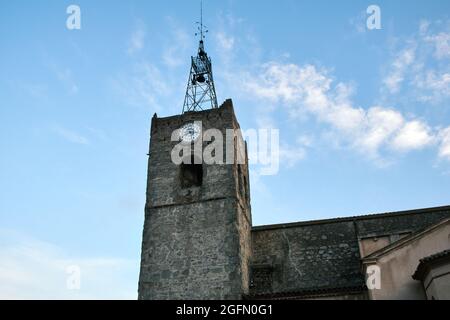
[413,249,450,280]
[362,217,450,260]
[252,205,450,231]
[419,249,450,264]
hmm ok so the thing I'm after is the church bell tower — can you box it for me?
[138,4,252,300]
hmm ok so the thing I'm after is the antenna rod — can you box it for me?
[200,0,203,41]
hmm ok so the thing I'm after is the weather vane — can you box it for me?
[195,0,208,41]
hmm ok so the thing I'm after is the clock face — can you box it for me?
[180,123,201,143]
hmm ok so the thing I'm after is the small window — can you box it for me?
[180,156,203,188]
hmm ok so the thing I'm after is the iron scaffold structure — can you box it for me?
[182,1,218,113]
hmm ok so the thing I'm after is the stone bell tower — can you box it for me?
[138,8,252,300]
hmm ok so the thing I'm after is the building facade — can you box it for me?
[138,101,252,299]
[137,99,450,300]
[138,28,450,300]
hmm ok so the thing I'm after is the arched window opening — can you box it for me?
[180,156,203,188]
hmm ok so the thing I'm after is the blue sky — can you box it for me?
[1,0,450,299]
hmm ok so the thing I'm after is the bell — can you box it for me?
[196,74,206,83]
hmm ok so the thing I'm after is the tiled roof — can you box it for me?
[420,249,450,263]
[252,205,450,231]
[413,250,450,280]
[250,206,450,297]
[362,218,450,261]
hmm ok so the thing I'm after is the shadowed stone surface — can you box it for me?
[138,100,252,300]
[250,207,450,297]
[138,99,450,300]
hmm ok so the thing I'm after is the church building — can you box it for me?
[138,17,450,300]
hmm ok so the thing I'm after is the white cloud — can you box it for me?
[279,140,309,168]
[438,127,450,161]
[419,20,430,35]
[348,10,368,34]
[162,19,191,68]
[112,62,170,111]
[413,70,450,101]
[383,46,416,94]
[216,31,235,52]
[54,126,89,145]
[244,63,331,103]
[425,31,450,59]
[391,120,434,152]
[0,230,137,299]
[383,20,450,103]
[127,21,146,55]
[297,135,313,148]
[213,12,263,71]
[211,16,450,169]
[235,20,450,165]
[243,61,442,161]
[354,107,404,156]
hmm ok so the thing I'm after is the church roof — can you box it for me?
[249,205,450,298]
[362,217,450,261]
[412,249,450,281]
[252,205,450,231]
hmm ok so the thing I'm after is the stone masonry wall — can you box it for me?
[139,100,252,300]
[250,207,450,297]
[251,220,363,295]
